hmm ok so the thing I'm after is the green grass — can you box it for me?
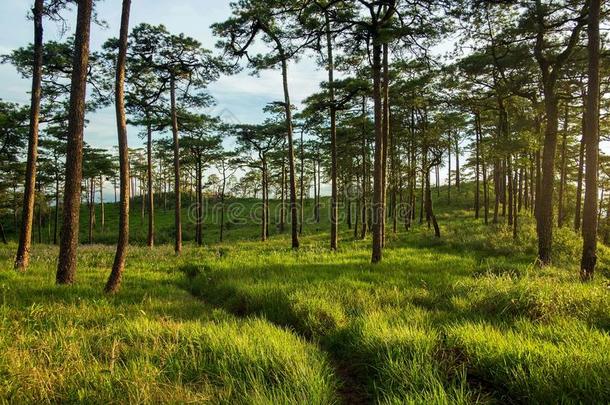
[2,186,610,403]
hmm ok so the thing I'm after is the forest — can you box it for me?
[0,0,609,403]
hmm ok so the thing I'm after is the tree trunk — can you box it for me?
[447,131,451,204]
[146,122,154,247]
[580,0,600,280]
[325,12,338,251]
[507,156,513,226]
[106,0,131,294]
[558,104,569,227]
[299,128,304,235]
[455,136,460,191]
[483,160,489,225]
[371,41,384,263]
[170,76,182,255]
[380,41,390,248]
[88,180,94,244]
[220,167,226,242]
[360,96,368,239]
[536,81,560,265]
[53,169,59,245]
[56,0,93,285]
[574,113,586,231]
[14,0,43,271]
[280,154,285,232]
[475,111,481,219]
[425,159,440,237]
[100,175,104,232]
[261,158,267,242]
[196,156,203,246]
[280,58,299,249]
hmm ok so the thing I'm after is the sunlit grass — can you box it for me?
[2,187,610,403]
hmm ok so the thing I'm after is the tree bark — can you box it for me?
[280,58,299,249]
[170,76,182,255]
[580,0,600,280]
[14,0,43,271]
[56,0,93,285]
[105,0,131,294]
[146,122,154,247]
[360,96,368,239]
[574,113,585,231]
[380,41,389,248]
[371,40,384,263]
[558,104,569,227]
[475,111,481,218]
[326,12,338,251]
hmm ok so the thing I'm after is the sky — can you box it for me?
[0,0,329,151]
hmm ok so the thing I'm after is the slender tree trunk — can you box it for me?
[371,41,384,263]
[88,178,94,244]
[56,0,93,285]
[106,0,131,294]
[447,131,451,204]
[513,170,518,239]
[14,0,43,271]
[483,160,489,225]
[558,104,569,227]
[493,161,500,224]
[170,76,182,255]
[100,175,104,232]
[475,111,481,219]
[574,113,586,231]
[518,167,523,213]
[299,128,304,235]
[581,0,600,280]
[146,122,154,247]
[508,156,514,226]
[261,159,267,242]
[380,41,389,248]
[196,157,203,246]
[54,173,59,245]
[280,155,285,232]
[325,12,338,251]
[360,96,368,239]
[220,169,226,242]
[455,136,460,191]
[279,57,299,249]
[424,161,440,237]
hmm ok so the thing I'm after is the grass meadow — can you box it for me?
[1,186,610,403]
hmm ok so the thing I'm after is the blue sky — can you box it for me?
[0,0,328,150]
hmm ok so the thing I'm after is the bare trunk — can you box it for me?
[574,113,586,231]
[14,0,43,271]
[558,104,568,227]
[536,83,559,265]
[475,112,481,218]
[326,12,338,251]
[106,0,131,294]
[56,0,93,285]
[371,41,384,263]
[580,0,600,280]
[146,122,154,247]
[170,77,182,255]
[280,58,299,249]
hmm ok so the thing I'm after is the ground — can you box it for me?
[1,190,610,404]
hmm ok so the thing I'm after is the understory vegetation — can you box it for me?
[2,193,610,404]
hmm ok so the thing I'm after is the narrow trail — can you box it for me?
[179,275,371,405]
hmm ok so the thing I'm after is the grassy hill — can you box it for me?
[1,186,610,403]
